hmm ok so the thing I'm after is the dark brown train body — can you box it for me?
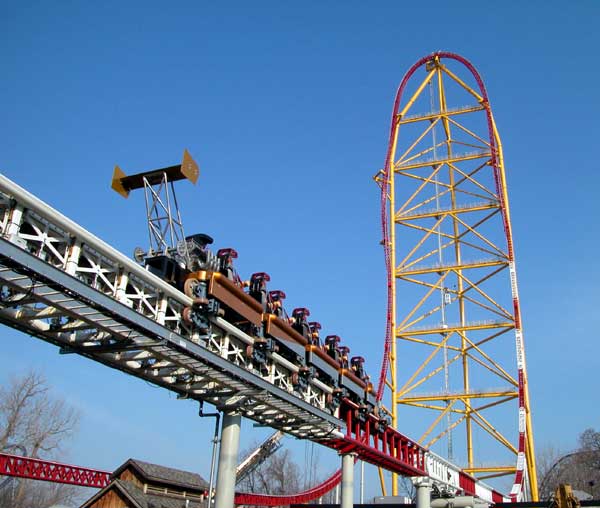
[142,235,385,426]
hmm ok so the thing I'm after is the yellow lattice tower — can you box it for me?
[374,53,537,500]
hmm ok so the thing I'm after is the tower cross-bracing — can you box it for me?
[376,52,537,500]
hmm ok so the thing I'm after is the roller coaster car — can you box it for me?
[183,261,264,337]
[305,345,340,391]
[261,306,331,392]
[308,322,322,346]
[145,254,187,287]
[249,272,270,310]
[336,349,377,416]
[184,233,215,271]
[291,307,311,339]
[351,356,377,417]
[350,356,367,380]
[216,248,238,282]
[339,346,350,369]
[302,322,339,388]
[375,410,392,434]
[267,290,287,318]
[177,240,375,413]
[142,233,216,289]
[263,310,307,367]
[325,335,342,362]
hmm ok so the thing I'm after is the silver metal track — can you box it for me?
[0,174,342,439]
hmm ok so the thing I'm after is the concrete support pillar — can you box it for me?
[341,453,355,508]
[413,477,432,508]
[214,411,241,508]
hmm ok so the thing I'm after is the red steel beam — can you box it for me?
[0,451,339,505]
[0,452,110,488]
[234,469,342,506]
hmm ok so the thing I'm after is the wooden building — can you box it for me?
[81,458,208,508]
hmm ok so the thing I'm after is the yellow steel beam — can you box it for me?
[398,238,455,272]
[467,352,518,387]
[439,64,484,102]
[396,170,452,190]
[459,291,513,321]
[397,335,461,351]
[395,221,455,242]
[398,136,445,167]
[419,400,457,443]
[477,471,516,481]
[378,467,387,496]
[397,269,449,331]
[446,116,492,148]
[397,215,445,268]
[474,395,520,413]
[395,163,445,216]
[396,201,499,222]
[395,151,491,172]
[397,68,437,118]
[470,410,518,455]
[399,321,513,336]
[447,160,498,199]
[398,104,485,125]
[396,258,507,277]
[397,332,453,396]
[399,390,518,404]
[464,466,516,474]
[453,269,513,318]
[396,157,492,217]
[398,348,463,397]
[425,415,466,449]
[400,401,467,414]
[452,211,507,256]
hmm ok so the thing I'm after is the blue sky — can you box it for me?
[1,0,599,501]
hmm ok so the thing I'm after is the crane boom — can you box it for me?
[235,431,284,484]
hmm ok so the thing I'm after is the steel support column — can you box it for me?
[414,477,431,508]
[341,454,355,508]
[214,411,241,508]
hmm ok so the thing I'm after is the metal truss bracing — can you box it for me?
[142,172,187,256]
[0,452,110,488]
[375,52,536,500]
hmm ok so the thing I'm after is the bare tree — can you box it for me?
[0,371,81,508]
[237,446,302,495]
[579,428,600,471]
[538,428,600,500]
[537,442,564,499]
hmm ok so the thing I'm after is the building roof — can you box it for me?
[82,479,205,508]
[113,458,208,492]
